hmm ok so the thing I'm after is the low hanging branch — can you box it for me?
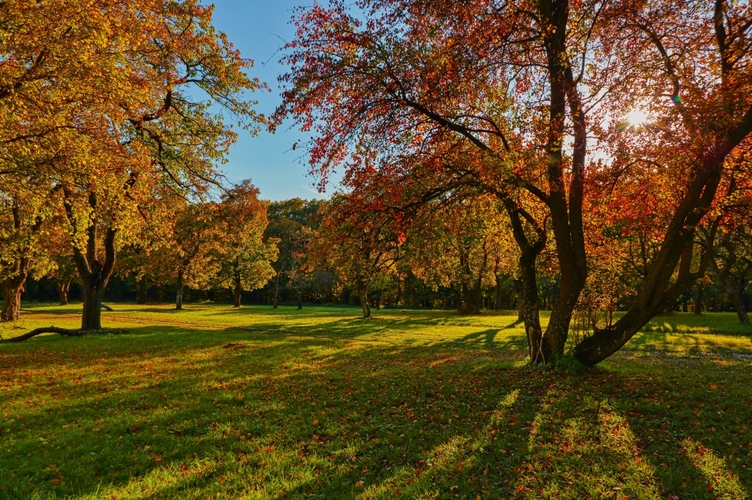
[1,327,128,343]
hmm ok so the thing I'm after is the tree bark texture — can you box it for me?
[1,278,24,322]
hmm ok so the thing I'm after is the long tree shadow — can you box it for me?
[3,316,751,499]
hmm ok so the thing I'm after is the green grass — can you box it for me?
[1,304,751,499]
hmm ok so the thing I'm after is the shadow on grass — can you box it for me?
[2,327,752,499]
[2,307,752,498]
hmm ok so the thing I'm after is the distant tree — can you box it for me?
[0,180,58,320]
[266,199,323,308]
[214,181,278,308]
[312,196,401,319]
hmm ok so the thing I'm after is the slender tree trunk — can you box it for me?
[503,198,547,363]
[137,278,148,305]
[694,285,704,314]
[273,267,282,308]
[517,249,545,363]
[494,273,503,311]
[1,278,24,322]
[175,270,184,310]
[296,284,302,310]
[357,283,371,318]
[233,271,242,308]
[57,279,71,306]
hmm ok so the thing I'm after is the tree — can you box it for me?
[43,224,78,306]
[0,0,266,331]
[312,196,401,318]
[408,196,504,314]
[277,0,752,365]
[572,0,752,364]
[214,181,277,308]
[266,199,323,308]
[0,179,57,320]
[157,199,223,310]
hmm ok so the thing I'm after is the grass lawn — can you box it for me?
[1,304,751,499]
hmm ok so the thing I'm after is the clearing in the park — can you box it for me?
[1,304,751,499]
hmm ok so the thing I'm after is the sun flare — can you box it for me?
[626,110,649,126]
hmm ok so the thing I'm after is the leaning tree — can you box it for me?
[276,0,752,365]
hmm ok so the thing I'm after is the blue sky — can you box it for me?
[205,1,333,201]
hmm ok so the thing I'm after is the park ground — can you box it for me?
[1,304,751,499]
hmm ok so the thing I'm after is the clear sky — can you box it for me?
[205,1,333,201]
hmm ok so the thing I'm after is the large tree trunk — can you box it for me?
[175,270,184,310]
[81,282,104,330]
[459,285,477,315]
[729,285,749,324]
[63,189,117,331]
[1,278,24,322]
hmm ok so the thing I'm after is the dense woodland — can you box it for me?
[2,0,752,366]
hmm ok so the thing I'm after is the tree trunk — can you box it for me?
[57,278,71,306]
[175,270,184,310]
[729,286,749,324]
[1,279,24,322]
[233,280,242,308]
[517,249,546,363]
[357,284,371,319]
[494,273,503,311]
[514,279,523,321]
[63,189,117,331]
[137,278,148,305]
[273,267,282,308]
[694,285,703,314]
[503,198,547,363]
[81,281,104,330]
[575,213,718,365]
[296,285,302,310]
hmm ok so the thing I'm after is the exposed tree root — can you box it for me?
[1,327,127,343]
[101,303,114,311]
